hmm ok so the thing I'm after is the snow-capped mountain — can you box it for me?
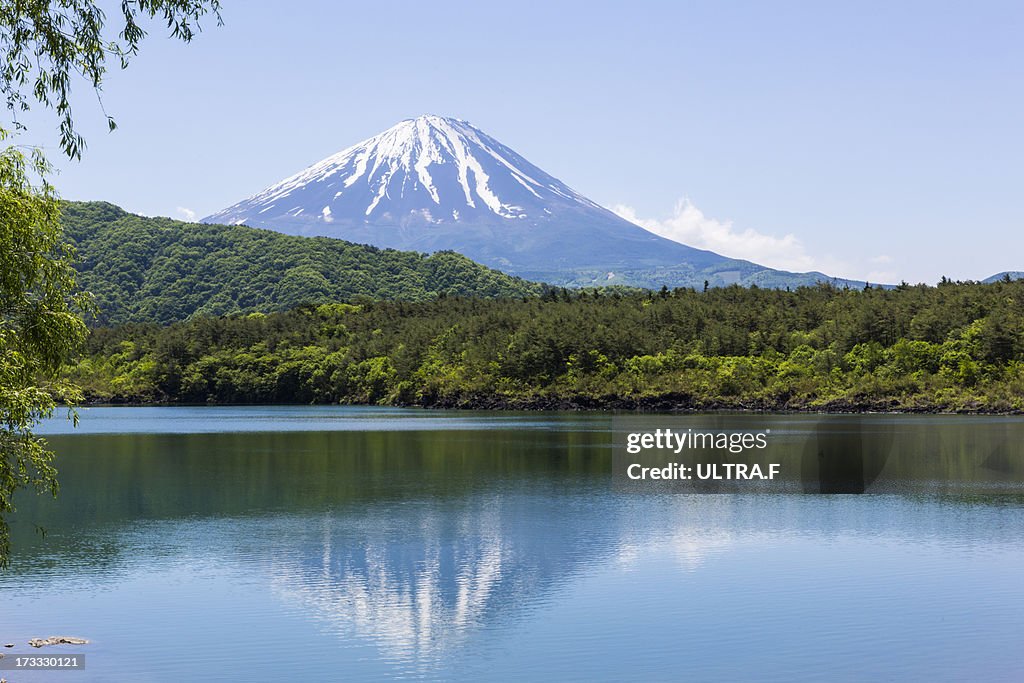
[209,114,606,226]
[204,115,840,288]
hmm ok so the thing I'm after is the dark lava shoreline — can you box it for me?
[81,393,1024,415]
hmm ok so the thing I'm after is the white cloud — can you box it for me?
[865,270,899,284]
[176,206,197,222]
[863,255,899,284]
[610,198,850,276]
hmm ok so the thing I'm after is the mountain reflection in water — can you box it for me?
[2,409,1022,681]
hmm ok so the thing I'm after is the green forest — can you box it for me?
[71,278,1024,412]
[62,201,542,325]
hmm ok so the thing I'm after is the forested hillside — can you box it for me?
[72,279,1024,412]
[62,201,543,325]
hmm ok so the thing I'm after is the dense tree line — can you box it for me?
[1,0,222,567]
[62,201,544,325]
[71,279,1024,412]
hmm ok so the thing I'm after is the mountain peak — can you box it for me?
[203,117,840,289]
[205,114,599,230]
[406,113,466,125]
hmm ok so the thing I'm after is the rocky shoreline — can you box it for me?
[411,393,1023,414]
[82,393,1024,415]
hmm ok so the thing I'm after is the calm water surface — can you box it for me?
[2,407,1023,681]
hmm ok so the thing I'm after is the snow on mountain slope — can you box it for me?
[204,115,833,288]
[206,115,606,226]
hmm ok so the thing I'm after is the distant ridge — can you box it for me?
[983,271,1024,283]
[62,201,543,325]
[205,115,865,290]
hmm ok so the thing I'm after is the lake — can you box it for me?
[2,407,1023,681]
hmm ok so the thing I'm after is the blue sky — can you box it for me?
[20,0,1024,283]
